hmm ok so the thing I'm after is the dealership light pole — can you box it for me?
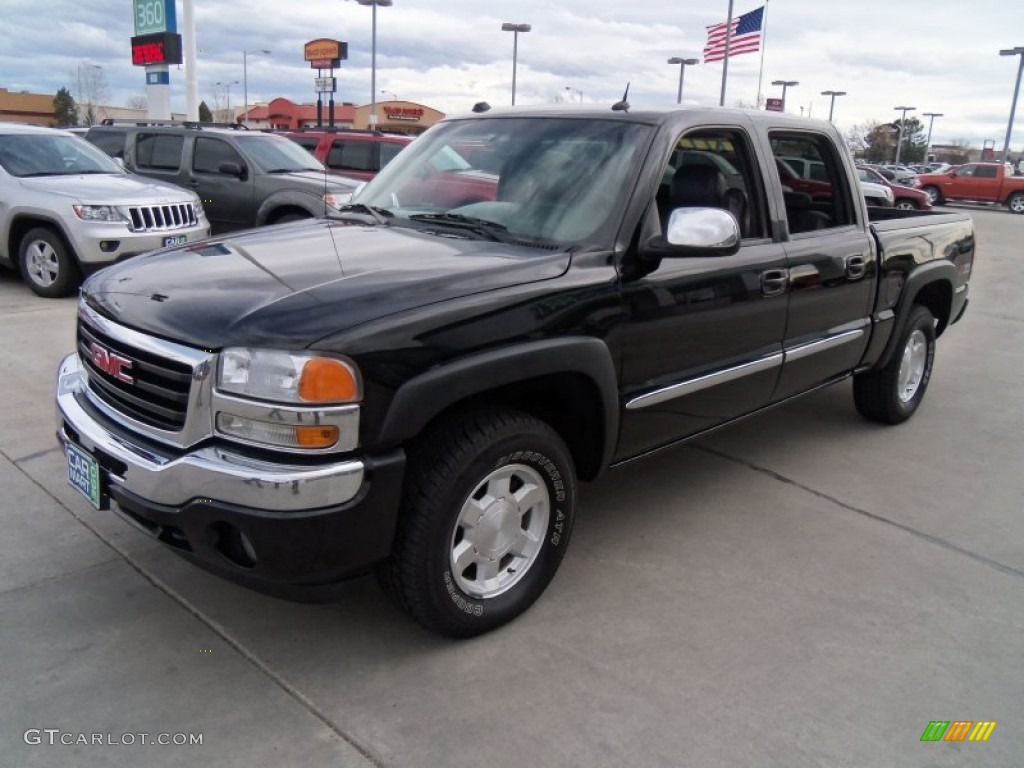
[922,111,943,163]
[564,86,583,103]
[999,47,1024,161]
[353,0,393,128]
[771,80,798,112]
[893,105,916,165]
[216,81,240,121]
[668,57,699,104]
[242,49,271,126]
[76,63,101,126]
[501,23,531,106]
[820,90,846,122]
[380,89,398,101]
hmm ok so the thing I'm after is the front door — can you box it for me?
[615,124,789,460]
[189,137,254,232]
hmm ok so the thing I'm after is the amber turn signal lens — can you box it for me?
[294,425,341,448]
[297,358,359,402]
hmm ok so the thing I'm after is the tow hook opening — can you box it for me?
[210,522,257,570]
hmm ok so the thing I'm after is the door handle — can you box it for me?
[760,269,788,296]
[845,254,867,280]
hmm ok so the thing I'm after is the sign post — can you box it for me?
[304,39,348,127]
[130,0,181,120]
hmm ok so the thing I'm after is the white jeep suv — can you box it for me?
[0,123,209,297]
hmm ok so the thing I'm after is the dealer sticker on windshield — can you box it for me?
[66,442,103,510]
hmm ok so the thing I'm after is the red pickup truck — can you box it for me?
[918,162,1024,213]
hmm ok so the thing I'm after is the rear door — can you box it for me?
[325,138,377,180]
[767,130,875,400]
[616,122,789,457]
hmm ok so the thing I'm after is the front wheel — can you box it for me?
[895,198,918,211]
[378,408,576,637]
[922,185,942,205]
[853,305,936,424]
[1007,192,1024,214]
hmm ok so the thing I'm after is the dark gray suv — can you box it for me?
[85,122,358,234]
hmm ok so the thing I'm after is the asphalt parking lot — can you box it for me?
[1,205,1022,767]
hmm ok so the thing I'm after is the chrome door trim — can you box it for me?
[625,353,783,411]
[783,328,865,363]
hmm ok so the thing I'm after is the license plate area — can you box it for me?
[163,235,187,247]
[66,441,109,510]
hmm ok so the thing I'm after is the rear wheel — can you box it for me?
[377,408,576,637]
[1008,192,1024,214]
[18,227,80,298]
[922,185,942,205]
[895,198,918,211]
[853,304,936,424]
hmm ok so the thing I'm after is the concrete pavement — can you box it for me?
[1,207,1021,767]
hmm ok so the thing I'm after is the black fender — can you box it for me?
[872,260,956,370]
[376,337,620,474]
[255,189,328,225]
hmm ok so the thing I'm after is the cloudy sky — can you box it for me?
[1,0,1022,148]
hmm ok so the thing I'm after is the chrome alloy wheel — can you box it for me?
[897,329,928,403]
[1009,195,1024,213]
[25,238,60,288]
[450,463,550,599]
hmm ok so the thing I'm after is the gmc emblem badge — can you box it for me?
[89,342,134,384]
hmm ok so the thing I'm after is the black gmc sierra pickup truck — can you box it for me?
[56,106,973,637]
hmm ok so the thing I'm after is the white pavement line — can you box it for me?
[2,447,389,768]
[693,444,1024,581]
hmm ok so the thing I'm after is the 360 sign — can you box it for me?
[133,0,177,36]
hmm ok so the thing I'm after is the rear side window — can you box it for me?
[193,137,243,174]
[88,131,126,159]
[380,141,405,167]
[974,165,998,178]
[135,133,183,171]
[769,132,856,235]
[327,140,375,172]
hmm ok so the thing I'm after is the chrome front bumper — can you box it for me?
[56,353,365,511]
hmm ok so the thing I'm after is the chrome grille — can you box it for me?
[127,203,198,232]
[78,319,193,431]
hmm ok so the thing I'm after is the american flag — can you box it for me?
[704,6,764,63]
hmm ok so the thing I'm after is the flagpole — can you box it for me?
[756,0,770,108]
[719,0,734,106]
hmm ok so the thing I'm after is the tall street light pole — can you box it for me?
[77,63,101,126]
[501,23,531,106]
[893,105,916,165]
[667,57,699,105]
[922,112,943,164]
[999,47,1024,162]
[820,90,846,122]
[355,0,393,128]
[243,49,271,127]
[217,81,240,121]
[564,86,583,103]
[771,80,798,113]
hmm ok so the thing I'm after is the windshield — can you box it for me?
[0,133,123,177]
[233,134,326,173]
[357,117,652,246]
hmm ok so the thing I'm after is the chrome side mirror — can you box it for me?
[663,207,740,255]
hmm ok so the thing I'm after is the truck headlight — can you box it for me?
[218,348,361,404]
[323,192,352,210]
[72,205,128,223]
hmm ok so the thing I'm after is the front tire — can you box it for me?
[378,408,576,637]
[895,198,918,211]
[853,305,936,424]
[1008,192,1024,214]
[18,227,80,298]
[922,185,942,205]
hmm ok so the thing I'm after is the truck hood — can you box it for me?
[18,172,198,205]
[82,219,571,349]
[275,170,359,192]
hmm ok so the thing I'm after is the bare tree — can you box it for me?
[73,63,110,126]
[127,93,148,112]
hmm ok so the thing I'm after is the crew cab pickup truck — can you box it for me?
[918,161,1024,213]
[56,106,973,637]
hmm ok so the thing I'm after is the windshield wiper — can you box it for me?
[333,203,393,226]
[408,213,511,242]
